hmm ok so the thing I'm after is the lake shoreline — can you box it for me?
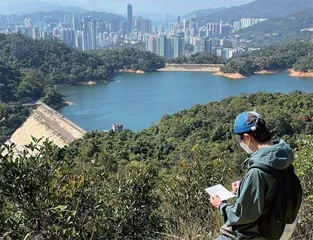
[289,69,313,78]
[158,63,222,72]
[255,70,281,75]
[58,71,313,132]
[119,69,145,74]
[216,69,313,79]
[214,72,246,79]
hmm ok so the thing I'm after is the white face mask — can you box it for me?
[240,142,254,154]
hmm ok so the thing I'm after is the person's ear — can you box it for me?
[243,133,251,144]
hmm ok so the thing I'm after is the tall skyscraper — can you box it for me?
[127,4,133,34]
[90,20,97,49]
[158,25,164,34]
[82,17,90,51]
[24,18,32,28]
[173,35,184,58]
[135,17,152,33]
[75,31,83,51]
[72,15,81,31]
[177,16,181,24]
[121,21,128,35]
[111,18,120,33]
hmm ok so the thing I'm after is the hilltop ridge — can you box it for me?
[195,0,313,23]
[235,8,313,46]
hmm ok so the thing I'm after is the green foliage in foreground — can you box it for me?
[0,92,313,239]
[0,102,29,144]
[222,42,313,75]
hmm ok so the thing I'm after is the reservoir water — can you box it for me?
[58,71,313,131]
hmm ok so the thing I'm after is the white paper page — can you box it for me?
[205,184,235,201]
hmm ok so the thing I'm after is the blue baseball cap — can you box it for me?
[234,111,263,134]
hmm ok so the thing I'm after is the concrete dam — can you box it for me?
[5,102,87,153]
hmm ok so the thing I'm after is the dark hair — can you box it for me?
[240,118,272,143]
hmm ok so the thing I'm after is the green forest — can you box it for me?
[0,33,165,143]
[237,8,313,47]
[221,42,313,76]
[1,92,313,239]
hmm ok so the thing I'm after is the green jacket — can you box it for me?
[219,140,294,239]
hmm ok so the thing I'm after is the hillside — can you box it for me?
[0,0,88,15]
[0,34,165,144]
[1,92,313,239]
[236,8,313,47]
[197,0,313,24]
[20,10,125,23]
[221,42,313,76]
[183,7,226,19]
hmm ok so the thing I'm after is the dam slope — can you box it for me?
[5,102,86,153]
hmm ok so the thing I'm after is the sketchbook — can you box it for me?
[205,184,235,201]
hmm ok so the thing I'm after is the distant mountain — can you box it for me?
[0,1,88,15]
[19,11,125,23]
[183,7,226,19]
[236,8,313,47]
[197,0,313,24]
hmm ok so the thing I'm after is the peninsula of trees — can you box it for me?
[220,42,313,78]
[0,33,165,143]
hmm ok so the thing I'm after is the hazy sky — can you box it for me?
[0,0,253,14]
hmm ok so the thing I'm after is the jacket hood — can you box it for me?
[248,140,294,170]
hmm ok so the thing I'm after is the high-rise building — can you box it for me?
[135,17,152,33]
[153,35,184,59]
[32,27,41,39]
[89,20,97,49]
[72,15,81,31]
[172,35,185,58]
[24,18,32,28]
[152,26,158,34]
[220,24,232,37]
[111,18,120,33]
[222,48,235,59]
[194,37,211,54]
[240,18,267,29]
[82,17,90,51]
[96,21,106,36]
[146,36,157,54]
[207,23,220,38]
[63,15,71,27]
[127,4,133,34]
[183,20,190,30]
[233,21,241,32]
[121,21,128,35]
[177,16,181,24]
[156,36,167,58]
[210,39,221,48]
[158,25,164,34]
[75,31,83,51]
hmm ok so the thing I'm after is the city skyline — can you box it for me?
[0,0,266,59]
[0,0,252,15]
